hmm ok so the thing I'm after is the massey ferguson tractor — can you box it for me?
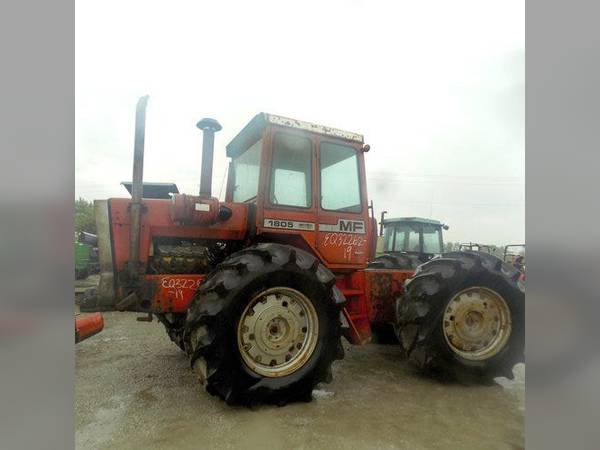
[82,97,524,406]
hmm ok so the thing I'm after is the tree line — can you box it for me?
[75,198,96,234]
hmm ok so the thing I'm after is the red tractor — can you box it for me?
[82,97,524,405]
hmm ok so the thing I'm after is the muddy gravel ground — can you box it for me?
[75,312,524,450]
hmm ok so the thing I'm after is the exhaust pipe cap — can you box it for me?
[196,118,222,132]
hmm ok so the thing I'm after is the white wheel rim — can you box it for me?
[442,287,512,361]
[237,287,319,377]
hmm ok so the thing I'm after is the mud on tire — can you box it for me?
[156,313,187,351]
[396,251,524,382]
[184,243,345,406]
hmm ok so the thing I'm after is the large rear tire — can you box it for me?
[396,251,524,382]
[184,243,345,406]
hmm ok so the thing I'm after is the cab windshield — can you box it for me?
[384,223,443,254]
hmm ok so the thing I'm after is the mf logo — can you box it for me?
[319,219,366,234]
[339,220,364,233]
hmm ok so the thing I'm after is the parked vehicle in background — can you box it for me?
[504,244,525,275]
[74,232,100,279]
[370,216,449,269]
[458,242,493,254]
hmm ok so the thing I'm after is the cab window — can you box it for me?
[269,133,312,208]
[422,224,443,254]
[319,142,361,212]
[384,227,394,252]
[232,139,262,202]
[393,224,420,252]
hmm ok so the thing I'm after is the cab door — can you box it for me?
[258,128,318,248]
[316,137,370,268]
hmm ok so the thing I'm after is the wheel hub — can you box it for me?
[442,287,512,361]
[237,287,319,377]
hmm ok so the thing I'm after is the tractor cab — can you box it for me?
[379,216,447,263]
[224,113,376,267]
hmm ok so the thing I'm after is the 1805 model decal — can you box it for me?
[263,218,315,231]
[263,218,365,235]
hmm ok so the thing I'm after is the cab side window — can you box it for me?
[232,139,262,203]
[320,142,361,213]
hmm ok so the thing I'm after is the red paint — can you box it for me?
[171,194,220,225]
[109,198,249,272]
[364,269,413,323]
[75,313,104,343]
[146,274,206,312]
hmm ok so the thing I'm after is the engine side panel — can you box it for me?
[90,198,248,311]
[109,197,248,272]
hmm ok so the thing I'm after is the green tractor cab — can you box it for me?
[370,216,448,269]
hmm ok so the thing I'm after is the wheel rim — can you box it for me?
[442,287,512,361]
[237,287,319,377]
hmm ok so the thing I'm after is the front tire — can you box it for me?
[184,243,345,406]
[396,251,524,382]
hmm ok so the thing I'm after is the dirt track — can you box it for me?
[75,312,524,450]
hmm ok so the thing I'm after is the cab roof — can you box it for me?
[383,217,443,226]
[226,113,364,158]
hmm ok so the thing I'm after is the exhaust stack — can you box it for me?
[127,95,149,281]
[196,118,222,198]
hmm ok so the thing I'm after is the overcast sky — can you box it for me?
[76,0,524,245]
